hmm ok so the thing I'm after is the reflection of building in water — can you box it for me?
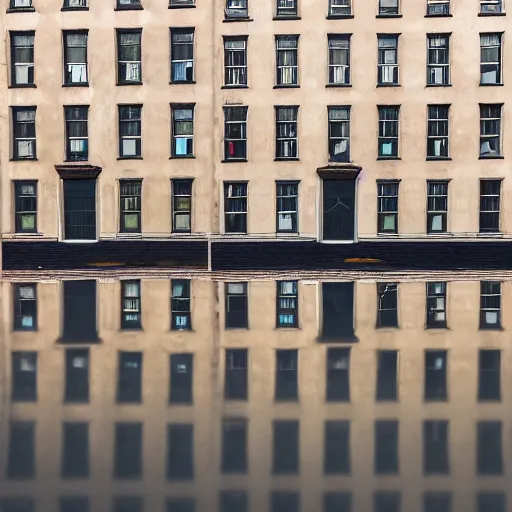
[0,275,511,512]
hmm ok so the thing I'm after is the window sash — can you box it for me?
[172,106,194,157]
[277,0,297,16]
[224,39,248,86]
[225,0,249,17]
[427,181,448,233]
[328,36,350,85]
[13,108,36,159]
[329,0,351,16]
[480,281,501,328]
[480,0,503,14]
[426,283,447,327]
[224,107,248,160]
[377,37,398,85]
[427,35,450,85]
[121,281,141,328]
[224,183,248,234]
[64,32,88,84]
[328,107,350,162]
[378,107,399,157]
[171,30,194,82]
[427,0,450,15]
[276,281,298,327]
[275,107,298,159]
[119,106,142,157]
[379,0,399,15]
[117,32,142,83]
[276,36,299,86]
[172,179,192,233]
[14,181,37,233]
[11,33,35,85]
[377,182,399,234]
[171,280,191,330]
[119,180,142,233]
[13,284,37,330]
[276,182,299,233]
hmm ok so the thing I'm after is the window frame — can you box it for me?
[11,351,37,401]
[225,348,248,400]
[275,105,299,160]
[117,0,143,10]
[276,180,299,234]
[62,0,89,9]
[377,34,399,86]
[426,180,448,234]
[170,28,195,83]
[480,33,503,85]
[275,35,299,87]
[116,29,142,85]
[63,30,88,86]
[118,104,142,159]
[377,105,400,158]
[328,0,352,17]
[478,349,501,401]
[9,0,34,10]
[119,179,142,234]
[480,281,501,329]
[376,283,398,328]
[120,280,142,330]
[479,104,503,158]
[479,0,504,15]
[426,0,450,16]
[378,0,400,16]
[377,180,399,235]
[276,281,299,328]
[275,350,299,402]
[223,36,248,87]
[276,0,298,16]
[426,282,447,328]
[426,104,450,159]
[10,31,35,87]
[171,103,195,158]
[225,282,249,329]
[223,106,248,161]
[479,179,501,233]
[224,182,248,234]
[171,279,192,330]
[14,180,37,234]
[64,105,89,162]
[328,34,351,86]
[427,34,450,86]
[225,0,249,19]
[12,106,37,160]
[171,179,193,233]
[424,349,448,401]
[328,105,350,162]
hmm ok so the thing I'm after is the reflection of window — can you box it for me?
[427,35,450,85]
[427,181,448,234]
[224,37,248,86]
[63,31,88,85]
[378,106,399,158]
[480,281,501,329]
[324,493,352,512]
[114,497,143,512]
[424,493,451,512]
[171,279,191,330]
[171,105,194,157]
[11,351,37,402]
[225,0,248,19]
[62,280,98,342]
[60,498,89,512]
[167,423,194,480]
[477,421,502,475]
[65,106,88,161]
[377,35,399,85]
[321,282,354,339]
[374,421,398,474]
[13,284,37,330]
[273,421,299,474]
[326,348,350,402]
[276,181,299,233]
[275,349,298,401]
[10,32,35,86]
[117,31,142,84]
[276,35,299,86]
[222,418,247,474]
[225,349,248,400]
[61,423,89,478]
[118,105,142,158]
[224,182,248,234]
[377,181,399,234]
[172,179,192,233]
[324,421,350,474]
[114,423,143,479]
[479,349,501,401]
[271,493,299,512]
[479,104,502,157]
[424,350,447,401]
[328,35,350,85]
[480,34,502,85]
[423,420,449,474]
[328,106,350,162]
[479,179,501,233]
[119,180,142,234]
[117,352,142,403]
[426,282,446,328]
[223,107,248,161]
[376,350,398,401]
[220,492,248,512]
[12,107,36,160]
[170,353,193,404]
[121,280,141,329]
[427,105,449,158]
[377,283,398,327]
[276,281,298,327]
[426,0,450,15]
[328,0,351,16]
[63,0,88,7]
[65,348,89,403]
[7,421,35,479]
[225,282,248,328]
[275,106,298,159]
[171,29,194,83]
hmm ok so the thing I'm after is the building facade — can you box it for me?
[2,0,512,259]
[0,274,511,512]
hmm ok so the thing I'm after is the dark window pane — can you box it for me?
[60,497,89,512]
[275,349,298,401]
[375,420,398,474]
[7,421,35,479]
[11,351,37,402]
[219,491,248,512]
[326,348,350,401]
[478,493,505,512]
[222,419,247,473]
[113,497,143,512]
[479,350,501,401]
[374,493,401,512]
[225,349,248,400]
[477,421,502,475]
[63,180,96,241]
[166,499,195,512]
[425,350,447,401]
[321,282,354,339]
[170,354,193,404]
[270,492,299,512]
[117,352,142,403]
[324,421,350,474]
[273,421,299,474]
[0,498,35,512]
[423,493,451,512]
[167,423,194,480]
[423,421,449,474]
[323,493,352,512]
[61,423,89,478]
[65,349,89,402]
[114,423,142,479]
[376,350,398,401]
[62,280,97,341]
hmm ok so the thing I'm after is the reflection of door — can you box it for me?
[322,179,355,241]
[63,179,96,240]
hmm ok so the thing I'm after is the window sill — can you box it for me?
[62,83,89,87]
[479,155,504,160]
[424,13,453,17]
[274,157,299,161]
[316,335,359,343]
[376,13,402,18]
[377,83,400,87]
[479,325,504,331]
[221,84,249,89]
[325,14,354,19]
[115,4,143,10]
[56,337,102,344]
[221,159,248,163]
[170,80,196,85]
[426,156,451,161]
[273,84,300,89]
[61,6,89,11]
[275,326,299,330]
[425,83,452,87]
[478,12,506,16]
[425,325,448,330]
[170,327,193,332]
[10,158,38,162]
[168,3,196,8]
[6,7,36,12]
[119,327,144,332]
[377,232,399,236]
[13,328,37,333]
[273,15,301,20]
[377,156,401,160]
[223,17,254,22]
[117,81,143,86]
[276,231,299,235]
[13,232,42,236]
[328,158,352,164]
[170,155,195,159]
[9,83,37,89]
[224,327,249,330]
[376,325,399,330]
[117,156,143,160]
[326,83,351,88]
[480,82,504,86]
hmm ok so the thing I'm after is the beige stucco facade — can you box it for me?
[0,273,512,510]
[1,0,512,244]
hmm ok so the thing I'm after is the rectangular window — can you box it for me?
[10,32,34,86]
[481,34,502,85]
[273,420,299,474]
[374,420,399,474]
[328,106,350,162]
[63,31,88,85]
[276,35,299,86]
[113,497,143,512]
[480,0,503,14]
[60,498,89,512]
[171,29,194,83]
[9,0,34,8]
[480,104,502,157]
[377,283,398,327]
[329,0,351,16]
[271,493,299,512]
[117,31,142,84]
[427,0,450,15]
[63,0,88,7]
[379,0,399,15]
[225,0,248,18]
[276,181,298,233]
[114,423,142,479]
[7,421,35,479]
[61,422,89,478]
[65,106,88,161]
[62,280,97,341]
[118,0,142,8]
[225,349,248,400]
[117,352,142,403]
[328,35,350,85]
[321,282,354,339]
[169,353,193,404]
[220,492,248,512]
[12,107,36,160]
[224,182,248,234]
[477,421,502,474]
[224,37,247,86]
[427,35,450,85]
[425,350,447,401]
[222,418,247,473]
[376,350,398,401]
[223,107,248,161]
[378,106,399,158]
[324,493,352,512]
[121,280,142,329]
[170,0,195,5]
[427,105,449,158]
[167,500,195,512]
[423,420,449,474]
[377,181,399,234]
[377,35,399,85]
[172,179,192,233]
[374,494,401,512]
[119,180,142,234]
[171,279,191,330]
[14,181,37,234]
[63,179,96,241]
[225,282,248,328]
[118,105,142,158]
[13,283,36,330]
[65,348,89,403]
[277,0,298,16]
[326,348,350,402]
[424,494,451,512]
[324,421,350,474]
[480,281,501,328]
[275,106,298,159]
[426,282,447,328]
[479,349,501,400]
[478,494,505,512]
[171,104,194,157]
[480,179,501,233]
[167,423,194,480]
[275,349,298,401]
[276,281,298,327]
[11,351,37,402]
[427,181,448,233]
